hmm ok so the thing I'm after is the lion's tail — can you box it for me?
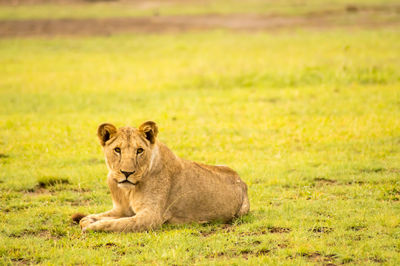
[71,213,87,224]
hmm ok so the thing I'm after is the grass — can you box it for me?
[0,0,399,20]
[0,10,400,266]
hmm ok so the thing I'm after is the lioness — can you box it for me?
[79,121,249,232]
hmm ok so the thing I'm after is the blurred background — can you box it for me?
[1,0,399,37]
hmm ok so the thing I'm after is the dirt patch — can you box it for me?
[10,258,34,265]
[0,15,311,37]
[199,223,234,236]
[25,187,52,195]
[1,203,31,212]
[24,186,90,196]
[360,167,400,174]
[104,242,118,247]
[300,252,338,264]
[94,242,120,248]
[238,226,291,236]
[310,226,333,233]
[14,178,79,193]
[345,180,365,185]
[346,5,359,13]
[199,227,217,237]
[208,247,271,259]
[255,248,270,256]
[267,226,291,233]
[314,177,337,184]
[239,248,270,259]
[9,229,62,240]
[37,176,70,188]
[359,167,385,173]
[382,187,400,201]
[0,0,118,4]
[370,256,385,263]
[347,225,366,231]
[220,223,234,231]
[0,0,195,5]
[1,8,400,38]
[199,224,290,237]
[24,176,71,194]
[207,240,291,259]
[278,242,289,248]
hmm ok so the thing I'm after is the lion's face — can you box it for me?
[97,121,158,188]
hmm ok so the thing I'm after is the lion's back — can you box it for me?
[165,160,248,223]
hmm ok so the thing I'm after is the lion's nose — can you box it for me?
[120,170,135,178]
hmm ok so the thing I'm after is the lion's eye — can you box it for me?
[137,148,144,154]
[114,147,121,153]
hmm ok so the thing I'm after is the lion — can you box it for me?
[78,121,249,232]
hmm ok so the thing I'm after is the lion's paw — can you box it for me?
[79,215,98,230]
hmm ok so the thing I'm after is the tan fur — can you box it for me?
[80,121,250,232]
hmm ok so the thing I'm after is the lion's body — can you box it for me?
[79,122,249,232]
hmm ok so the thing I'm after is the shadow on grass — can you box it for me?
[37,176,70,188]
[24,176,71,194]
[0,153,9,159]
[23,176,90,194]
[161,212,255,235]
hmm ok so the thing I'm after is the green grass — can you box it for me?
[0,0,399,20]
[1,28,400,264]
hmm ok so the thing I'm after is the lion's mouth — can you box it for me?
[118,180,139,186]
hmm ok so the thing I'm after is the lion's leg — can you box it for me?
[79,208,132,229]
[82,211,162,232]
[80,176,134,228]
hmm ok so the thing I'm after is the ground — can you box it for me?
[0,0,400,265]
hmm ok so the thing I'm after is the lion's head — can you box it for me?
[97,121,158,188]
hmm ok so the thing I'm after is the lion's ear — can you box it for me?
[97,123,117,146]
[139,121,158,144]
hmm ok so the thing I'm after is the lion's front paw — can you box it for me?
[82,220,112,232]
[79,215,99,230]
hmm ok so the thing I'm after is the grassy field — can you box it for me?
[1,1,400,264]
